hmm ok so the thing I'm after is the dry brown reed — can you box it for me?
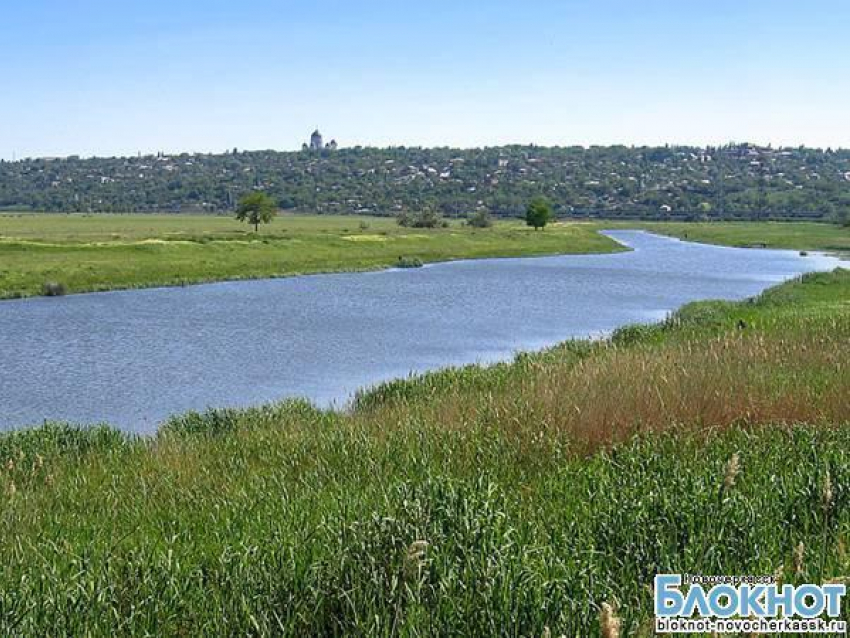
[356,321,848,454]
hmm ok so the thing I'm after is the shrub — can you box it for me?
[42,282,66,296]
[396,256,423,269]
[466,210,493,228]
[397,210,442,228]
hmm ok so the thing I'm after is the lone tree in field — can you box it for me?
[525,197,553,230]
[236,192,277,232]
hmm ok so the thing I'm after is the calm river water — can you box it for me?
[0,231,843,433]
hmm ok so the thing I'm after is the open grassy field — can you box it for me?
[0,213,622,299]
[1,268,847,635]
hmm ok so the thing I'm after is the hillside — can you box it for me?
[3,143,850,221]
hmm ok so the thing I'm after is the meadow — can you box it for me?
[0,267,847,635]
[0,213,621,299]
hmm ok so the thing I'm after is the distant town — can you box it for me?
[1,135,848,223]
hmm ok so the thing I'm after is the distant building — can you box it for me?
[305,129,338,151]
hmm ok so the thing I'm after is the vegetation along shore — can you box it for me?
[0,213,622,299]
[0,261,847,634]
[0,213,847,300]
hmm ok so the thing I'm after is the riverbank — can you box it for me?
[1,268,847,634]
[604,220,850,254]
[0,214,623,299]
[2,214,847,300]
[4,229,834,431]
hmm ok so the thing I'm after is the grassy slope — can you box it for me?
[0,214,621,299]
[0,269,847,635]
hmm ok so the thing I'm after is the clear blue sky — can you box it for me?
[2,0,848,159]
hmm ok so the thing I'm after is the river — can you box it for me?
[0,231,842,433]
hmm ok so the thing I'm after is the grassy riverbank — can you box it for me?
[1,268,847,635]
[2,214,847,300]
[607,220,850,253]
[0,213,621,299]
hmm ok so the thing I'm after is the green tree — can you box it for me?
[525,197,553,230]
[235,192,277,232]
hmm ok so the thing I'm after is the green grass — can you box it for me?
[1,269,848,635]
[0,213,622,299]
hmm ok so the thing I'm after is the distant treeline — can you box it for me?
[2,143,849,222]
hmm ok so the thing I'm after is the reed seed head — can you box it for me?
[404,540,429,580]
[822,471,833,510]
[600,602,621,638]
[723,452,741,490]
[773,563,785,586]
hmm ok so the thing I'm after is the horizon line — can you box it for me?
[5,140,850,162]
